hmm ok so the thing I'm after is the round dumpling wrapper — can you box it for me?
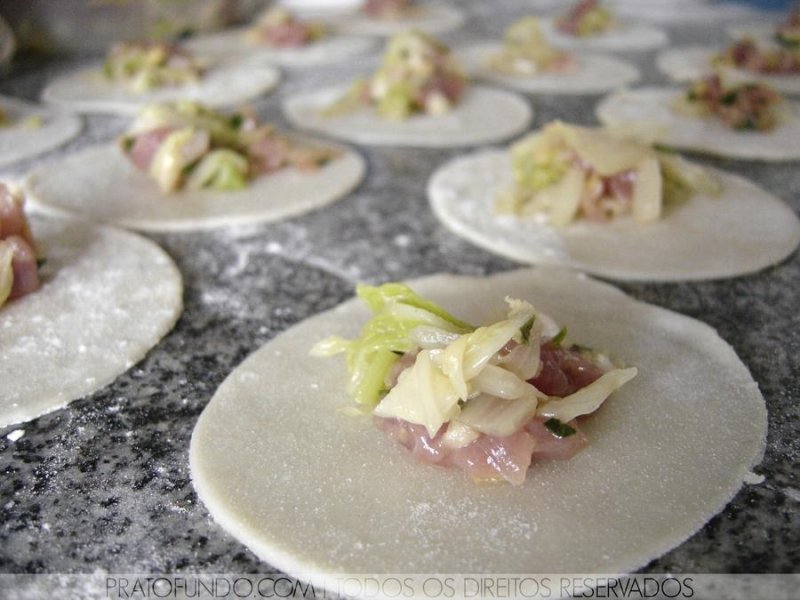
[657,46,800,96]
[0,95,82,168]
[726,23,779,44]
[190,267,766,586]
[537,17,668,52]
[0,217,182,428]
[427,150,800,281]
[283,84,533,147]
[596,87,800,161]
[40,61,281,115]
[610,0,760,23]
[22,140,365,232]
[458,41,640,95]
[322,3,465,37]
[183,30,375,68]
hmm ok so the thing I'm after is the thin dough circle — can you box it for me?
[183,30,375,68]
[23,142,365,232]
[609,0,759,24]
[0,95,82,168]
[537,17,668,52]
[427,150,800,281]
[326,4,465,37]
[596,87,800,161]
[41,62,281,115]
[726,23,777,44]
[0,218,182,427]
[657,46,800,96]
[459,42,640,95]
[190,268,766,587]
[283,84,533,147]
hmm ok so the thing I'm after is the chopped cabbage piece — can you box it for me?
[631,155,662,224]
[149,128,211,193]
[309,283,473,407]
[441,421,481,449]
[373,349,462,437]
[659,152,721,202]
[561,124,653,176]
[536,367,637,422]
[0,242,14,307]
[455,393,539,438]
[185,149,249,191]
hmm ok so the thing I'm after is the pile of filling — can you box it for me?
[246,7,325,48]
[103,41,204,93]
[715,38,800,75]
[487,17,575,76]
[121,101,340,194]
[324,30,466,120]
[362,0,419,20]
[776,7,800,48]
[0,184,41,308]
[674,74,785,131]
[496,121,720,226]
[556,0,614,37]
[312,283,636,485]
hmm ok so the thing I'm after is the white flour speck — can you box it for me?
[6,429,24,442]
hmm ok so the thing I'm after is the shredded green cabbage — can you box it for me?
[309,283,473,407]
[185,149,249,191]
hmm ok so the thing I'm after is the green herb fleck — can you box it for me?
[720,90,738,106]
[229,114,244,129]
[520,316,536,344]
[551,326,567,346]
[544,418,576,438]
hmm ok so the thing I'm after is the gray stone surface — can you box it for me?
[0,1,797,596]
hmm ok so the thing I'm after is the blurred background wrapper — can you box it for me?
[0,0,270,55]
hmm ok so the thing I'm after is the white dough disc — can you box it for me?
[596,87,800,161]
[0,95,82,168]
[183,29,375,68]
[0,218,182,428]
[428,150,800,281]
[324,3,465,37]
[726,23,778,43]
[458,42,640,95]
[23,141,365,232]
[40,62,281,116]
[657,46,800,96]
[283,84,533,147]
[538,17,668,52]
[610,1,760,24]
[190,268,766,588]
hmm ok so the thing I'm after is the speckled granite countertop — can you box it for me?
[0,1,798,597]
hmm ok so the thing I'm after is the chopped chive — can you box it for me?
[544,418,576,438]
[551,326,567,346]
[720,91,738,106]
[229,114,244,129]
[520,316,536,344]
